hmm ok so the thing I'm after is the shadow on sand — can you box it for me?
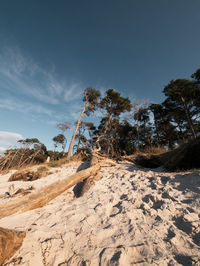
[73,160,92,198]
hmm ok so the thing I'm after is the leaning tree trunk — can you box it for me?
[67,106,86,159]
[106,113,112,156]
[181,96,197,139]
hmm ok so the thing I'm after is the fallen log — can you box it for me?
[0,159,115,219]
[0,227,26,265]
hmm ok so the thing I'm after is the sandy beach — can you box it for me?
[0,161,200,265]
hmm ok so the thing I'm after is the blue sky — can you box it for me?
[0,0,200,152]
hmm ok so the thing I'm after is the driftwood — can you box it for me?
[0,158,115,219]
[0,227,26,265]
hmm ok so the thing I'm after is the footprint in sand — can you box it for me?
[110,201,122,217]
[163,227,176,242]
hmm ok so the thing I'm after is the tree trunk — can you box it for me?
[67,106,86,159]
[106,113,111,156]
[152,112,160,144]
[181,96,197,139]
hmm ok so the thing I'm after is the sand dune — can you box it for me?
[0,161,200,265]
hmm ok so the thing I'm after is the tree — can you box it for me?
[99,89,131,156]
[18,138,40,148]
[117,120,136,155]
[67,88,101,159]
[191,68,200,82]
[56,121,71,153]
[73,121,87,152]
[163,79,198,139]
[150,103,178,148]
[52,134,66,152]
[83,122,96,149]
[149,104,163,144]
[134,107,153,149]
[56,121,71,135]
[191,69,200,126]
[73,121,96,152]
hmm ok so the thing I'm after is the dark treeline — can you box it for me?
[1,68,200,171]
[69,68,200,158]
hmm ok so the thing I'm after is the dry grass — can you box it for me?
[132,146,167,158]
[142,146,167,155]
[47,153,84,168]
[123,146,167,164]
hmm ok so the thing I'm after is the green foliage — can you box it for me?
[98,89,132,156]
[163,79,199,139]
[52,134,66,144]
[52,134,66,152]
[191,68,200,82]
[100,89,131,116]
[18,138,40,147]
[84,87,101,114]
[134,107,153,149]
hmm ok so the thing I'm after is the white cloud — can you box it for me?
[0,131,23,152]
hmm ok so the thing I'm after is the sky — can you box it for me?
[0,0,200,152]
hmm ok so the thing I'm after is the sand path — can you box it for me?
[0,162,200,265]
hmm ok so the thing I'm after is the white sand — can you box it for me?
[0,162,200,265]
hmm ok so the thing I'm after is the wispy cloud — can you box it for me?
[0,131,23,153]
[0,47,62,104]
[0,97,54,117]
[0,46,89,125]
[64,83,83,102]
[0,47,84,106]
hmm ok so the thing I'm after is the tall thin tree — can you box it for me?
[67,88,101,159]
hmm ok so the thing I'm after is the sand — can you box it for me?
[0,161,200,265]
